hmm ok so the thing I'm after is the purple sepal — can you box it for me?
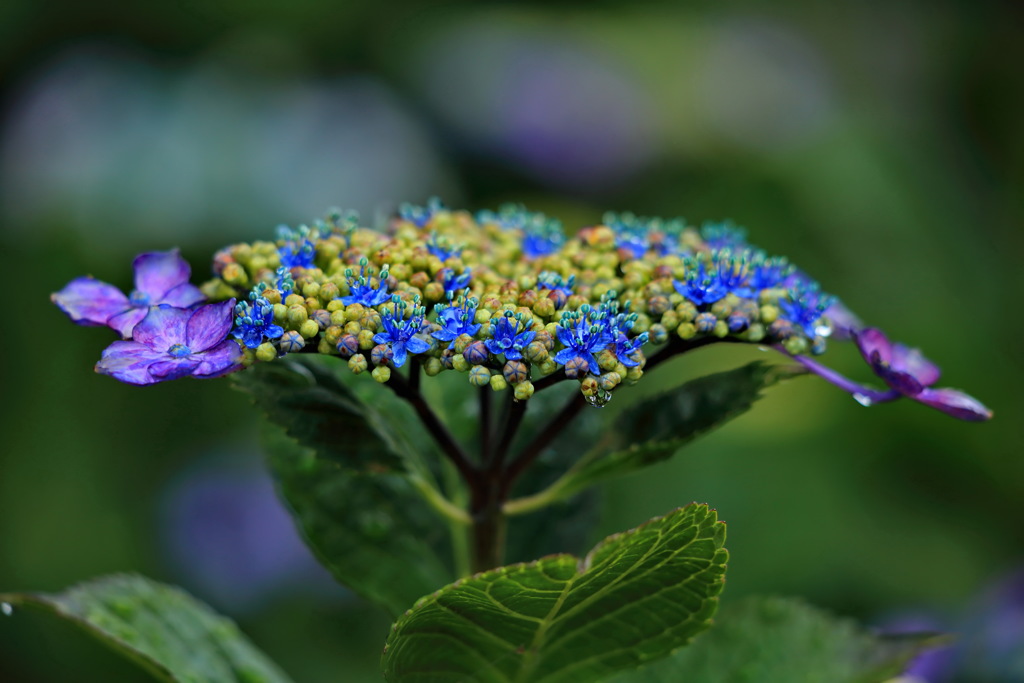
[786,328,992,421]
[51,277,130,327]
[53,249,206,338]
[95,300,242,386]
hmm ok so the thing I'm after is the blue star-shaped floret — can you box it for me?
[341,262,391,307]
[232,294,284,349]
[432,298,481,349]
[374,309,430,368]
[779,282,835,338]
[553,307,614,375]
[674,260,730,306]
[485,313,536,361]
[426,232,463,261]
[441,268,472,294]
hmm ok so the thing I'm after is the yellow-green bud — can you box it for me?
[783,336,808,355]
[348,354,368,374]
[597,372,621,392]
[262,288,282,305]
[273,303,288,323]
[746,323,766,343]
[287,305,308,326]
[344,321,361,336]
[452,354,470,373]
[324,325,342,344]
[345,303,365,322]
[319,282,340,304]
[468,366,491,387]
[302,282,321,299]
[299,319,320,339]
[580,376,599,398]
[357,329,375,350]
[423,357,443,376]
[514,380,535,401]
[760,305,779,324]
[330,310,347,326]
[222,262,249,287]
[255,342,277,362]
[372,365,391,383]
[676,322,697,340]
[284,293,305,307]
[713,320,729,338]
[489,374,508,392]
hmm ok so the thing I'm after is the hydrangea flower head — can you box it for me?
[53,249,205,337]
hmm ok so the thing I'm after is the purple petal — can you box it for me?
[149,357,203,381]
[915,387,994,421]
[133,250,192,298]
[186,300,237,353]
[52,277,129,326]
[108,307,148,338]
[891,343,941,387]
[875,366,926,396]
[855,328,893,366]
[95,341,169,385]
[132,305,190,351]
[193,340,243,379]
[161,282,206,308]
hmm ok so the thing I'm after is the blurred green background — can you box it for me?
[1,1,1022,681]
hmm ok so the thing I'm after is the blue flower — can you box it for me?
[537,271,575,309]
[712,250,749,294]
[232,295,284,349]
[604,211,654,260]
[96,301,242,385]
[426,232,462,261]
[432,297,481,349]
[373,307,430,368]
[441,268,472,294]
[485,313,536,361]
[614,331,648,368]
[399,197,445,228]
[341,260,391,307]
[779,281,835,338]
[553,306,614,375]
[274,266,294,297]
[733,252,792,297]
[673,259,730,306]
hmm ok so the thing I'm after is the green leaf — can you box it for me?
[0,574,292,683]
[545,362,801,502]
[382,503,728,683]
[233,357,457,616]
[609,596,945,683]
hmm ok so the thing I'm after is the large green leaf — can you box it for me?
[233,357,456,616]
[0,574,292,683]
[382,503,728,683]
[609,596,944,683]
[527,362,801,506]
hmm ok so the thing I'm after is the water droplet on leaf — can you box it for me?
[853,393,874,407]
[1,602,13,616]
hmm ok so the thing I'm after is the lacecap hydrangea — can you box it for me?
[53,200,991,420]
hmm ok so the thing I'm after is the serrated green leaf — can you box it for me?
[382,503,728,683]
[0,574,292,683]
[609,596,945,683]
[550,362,800,501]
[233,357,457,616]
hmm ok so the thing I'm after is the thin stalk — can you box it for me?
[479,387,492,465]
[409,475,472,526]
[501,392,585,499]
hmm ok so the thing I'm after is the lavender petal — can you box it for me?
[95,341,168,385]
[855,328,893,366]
[193,340,244,379]
[133,249,192,298]
[107,307,148,338]
[875,365,926,396]
[149,357,203,381]
[132,305,190,351]
[891,343,941,387]
[186,299,237,353]
[161,282,206,308]
[824,299,863,341]
[915,387,994,422]
[52,277,129,326]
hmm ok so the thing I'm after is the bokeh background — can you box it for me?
[1,1,1022,681]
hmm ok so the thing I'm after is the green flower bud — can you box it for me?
[255,342,277,362]
[783,336,808,355]
[468,366,491,387]
[713,320,729,338]
[423,357,443,376]
[372,365,392,383]
[299,319,320,339]
[759,305,779,324]
[348,353,368,374]
[648,323,669,345]
[489,374,508,392]
[580,376,599,398]
[222,262,249,287]
[357,329,375,350]
[597,372,621,392]
[745,323,766,343]
[317,338,334,354]
[318,282,340,304]
[676,322,697,340]
[302,281,321,299]
[287,305,308,326]
[524,341,549,364]
[273,303,288,323]
[284,293,305,308]
[330,309,347,326]
[514,380,535,401]
[452,354,470,373]
[503,360,529,385]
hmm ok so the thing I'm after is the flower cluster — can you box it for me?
[52,200,991,419]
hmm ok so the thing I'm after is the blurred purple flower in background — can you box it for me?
[160,452,340,613]
[411,23,657,192]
